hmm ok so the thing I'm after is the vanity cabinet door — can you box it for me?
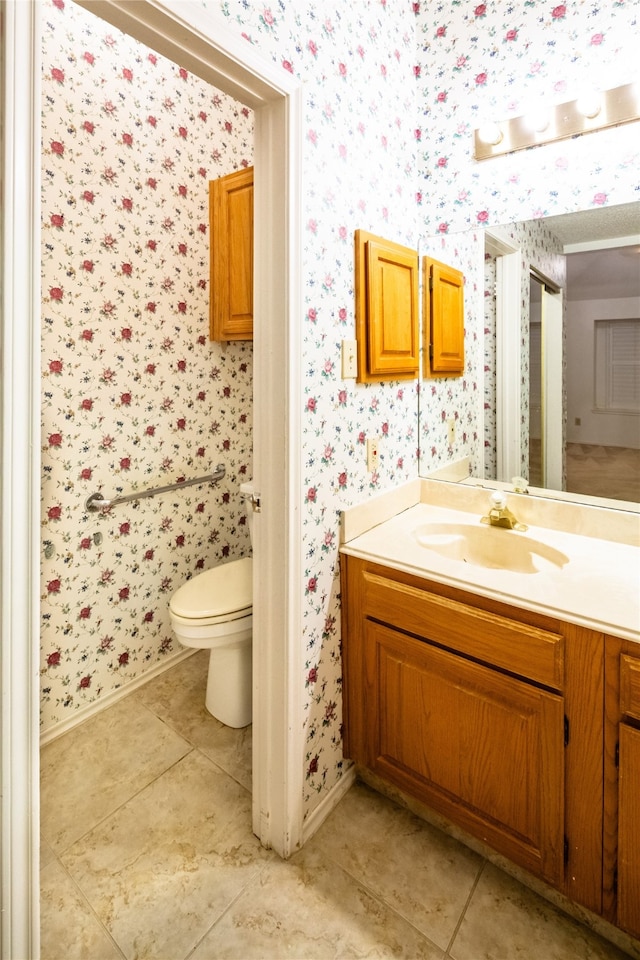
[362,619,565,887]
[209,167,253,341]
[617,651,640,939]
[618,723,640,939]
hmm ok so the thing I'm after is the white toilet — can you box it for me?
[169,482,254,727]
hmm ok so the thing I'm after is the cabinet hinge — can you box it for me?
[613,866,618,896]
[429,275,434,292]
[564,715,570,747]
[615,741,619,768]
[564,835,569,867]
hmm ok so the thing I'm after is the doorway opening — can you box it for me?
[2,2,304,953]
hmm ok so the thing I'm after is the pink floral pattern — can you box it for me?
[40,0,639,827]
[40,2,254,728]
[416,0,639,234]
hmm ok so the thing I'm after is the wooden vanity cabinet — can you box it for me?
[604,637,640,938]
[341,556,606,913]
[209,166,253,341]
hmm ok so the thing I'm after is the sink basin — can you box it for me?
[413,522,570,574]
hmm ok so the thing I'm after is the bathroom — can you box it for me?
[2,0,639,953]
[39,0,256,743]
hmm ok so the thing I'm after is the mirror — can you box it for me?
[418,201,640,510]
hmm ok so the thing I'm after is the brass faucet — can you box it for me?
[481,490,528,532]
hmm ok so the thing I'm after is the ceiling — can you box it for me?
[543,202,640,301]
[544,202,640,247]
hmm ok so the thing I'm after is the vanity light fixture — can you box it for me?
[473,81,639,160]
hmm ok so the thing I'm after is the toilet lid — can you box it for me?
[170,557,252,619]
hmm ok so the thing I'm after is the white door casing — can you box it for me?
[1,3,42,957]
[1,1,304,955]
[485,229,522,483]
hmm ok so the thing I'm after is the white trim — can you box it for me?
[76,0,305,860]
[39,648,197,748]
[488,231,522,483]
[542,288,564,490]
[2,3,305,954]
[301,766,357,846]
[76,0,294,105]
[251,83,305,856]
[1,2,42,957]
[564,234,640,254]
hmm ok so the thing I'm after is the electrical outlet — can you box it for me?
[447,418,456,445]
[575,417,581,426]
[341,339,358,379]
[366,437,380,472]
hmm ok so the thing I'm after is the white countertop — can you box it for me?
[340,484,640,644]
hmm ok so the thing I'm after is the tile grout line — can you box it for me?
[44,744,197,860]
[43,853,128,960]
[181,857,275,960]
[443,858,487,959]
[131,678,254,794]
[316,847,448,957]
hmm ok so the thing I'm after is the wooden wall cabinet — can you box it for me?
[341,555,623,923]
[423,256,464,377]
[209,166,253,341]
[355,230,419,383]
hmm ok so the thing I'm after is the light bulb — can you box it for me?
[576,89,602,119]
[477,122,502,146]
[528,106,550,133]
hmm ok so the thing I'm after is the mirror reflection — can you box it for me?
[418,202,640,509]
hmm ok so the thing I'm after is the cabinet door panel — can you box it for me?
[423,256,464,376]
[618,723,640,939]
[366,620,565,885]
[620,655,640,723]
[366,240,419,377]
[210,167,253,341]
[354,230,419,382]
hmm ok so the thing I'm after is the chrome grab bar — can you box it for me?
[85,464,226,512]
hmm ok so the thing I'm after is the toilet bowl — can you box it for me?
[169,483,255,727]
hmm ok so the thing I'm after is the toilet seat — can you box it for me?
[169,556,252,621]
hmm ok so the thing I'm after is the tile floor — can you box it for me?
[41,651,636,960]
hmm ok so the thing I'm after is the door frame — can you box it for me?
[1,2,304,955]
[485,230,522,482]
[486,228,564,489]
[540,283,564,490]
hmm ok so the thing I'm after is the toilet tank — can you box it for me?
[239,481,255,544]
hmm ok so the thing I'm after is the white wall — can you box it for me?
[566,297,640,448]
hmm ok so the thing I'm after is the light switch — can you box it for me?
[341,339,358,379]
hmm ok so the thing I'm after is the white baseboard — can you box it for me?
[301,764,356,847]
[39,647,197,747]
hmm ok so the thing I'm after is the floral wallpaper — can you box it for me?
[210,0,638,823]
[40,0,640,827]
[418,229,485,478]
[424,214,566,486]
[40,0,254,734]
[415,0,639,236]
[415,0,639,491]
[210,0,421,816]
